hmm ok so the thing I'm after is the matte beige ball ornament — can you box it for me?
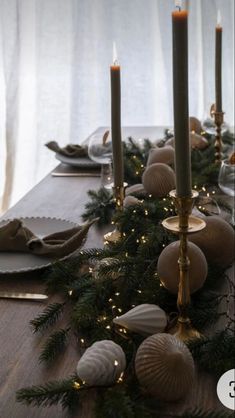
[157,241,208,294]
[189,116,202,134]
[113,304,167,336]
[135,333,195,401]
[189,216,235,268]
[147,146,174,166]
[76,340,126,386]
[142,163,176,198]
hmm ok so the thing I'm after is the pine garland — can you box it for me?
[16,130,235,417]
[82,132,234,226]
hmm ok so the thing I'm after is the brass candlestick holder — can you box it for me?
[210,104,224,164]
[104,184,125,243]
[162,190,206,342]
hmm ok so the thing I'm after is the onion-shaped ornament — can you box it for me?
[157,241,208,294]
[135,333,195,401]
[113,304,167,336]
[142,163,175,197]
[76,340,126,386]
[147,146,174,166]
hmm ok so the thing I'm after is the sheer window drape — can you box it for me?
[0,0,234,212]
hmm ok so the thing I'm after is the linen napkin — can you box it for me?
[45,141,88,158]
[0,218,98,258]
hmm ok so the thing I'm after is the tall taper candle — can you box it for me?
[215,10,222,112]
[172,5,191,197]
[110,43,124,188]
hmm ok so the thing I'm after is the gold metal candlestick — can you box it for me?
[162,190,206,342]
[104,184,125,243]
[210,104,224,164]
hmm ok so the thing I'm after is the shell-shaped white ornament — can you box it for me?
[125,183,146,196]
[123,196,141,208]
[147,146,174,166]
[76,340,126,386]
[166,132,208,150]
[113,304,167,336]
[135,333,195,401]
[142,163,175,197]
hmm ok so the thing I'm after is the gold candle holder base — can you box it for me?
[162,190,206,342]
[210,104,224,164]
[103,184,125,244]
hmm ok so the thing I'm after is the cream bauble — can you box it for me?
[125,183,146,196]
[113,304,167,336]
[157,241,208,294]
[189,116,202,134]
[142,163,175,197]
[147,146,174,166]
[189,216,235,268]
[76,340,126,386]
[135,333,195,401]
[123,196,141,208]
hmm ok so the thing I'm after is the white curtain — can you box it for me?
[0,0,234,212]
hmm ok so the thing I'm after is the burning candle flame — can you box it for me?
[217,10,222,26]
[175,0,182,10]
[113,42,118,65]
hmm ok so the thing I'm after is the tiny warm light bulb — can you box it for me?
[113,41,118,65]
[217,10,222,27]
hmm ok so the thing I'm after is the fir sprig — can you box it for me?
[39,328,70,364]
[16,375,79,408]
[30,302,66,333]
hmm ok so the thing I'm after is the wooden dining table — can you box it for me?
[0,127,232,418]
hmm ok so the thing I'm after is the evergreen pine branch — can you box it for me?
[95,387,135,418]
[16,375,79,408]
[187,329,235,376]
[82,188,114,225]
[39,328,70,364]
[168,409,234,418]
[30,302,66,333]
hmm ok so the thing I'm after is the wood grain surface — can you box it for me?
[0,127,233,418]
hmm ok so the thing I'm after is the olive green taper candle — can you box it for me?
[110,44,124,188]
[172,6,191,197]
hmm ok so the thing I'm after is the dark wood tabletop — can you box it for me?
[0,127,232,418]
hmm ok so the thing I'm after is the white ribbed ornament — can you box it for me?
[113,304,167,336]
[135,333,195,401]
[147,146,174,166]
[76,340,126,386]
[142,163,175,197]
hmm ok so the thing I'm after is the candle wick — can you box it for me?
[176,6,181,11]
[113,59,118,66]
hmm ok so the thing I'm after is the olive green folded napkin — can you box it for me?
[0,218,98,258]
[45,141,88,158]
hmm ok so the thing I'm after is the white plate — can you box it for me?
[0,217,77,274]
[56,153,100,168]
